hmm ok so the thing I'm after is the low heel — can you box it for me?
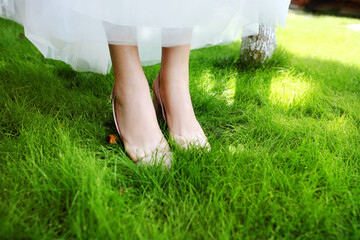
[110,89,123,141]
[152,92,164,120]
[152,74,167,122]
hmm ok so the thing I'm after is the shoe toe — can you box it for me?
[196,134,211,151]
[125,145,140,163]
[136,138,173,169]
[172,133,211,151]
[137,150,172,169]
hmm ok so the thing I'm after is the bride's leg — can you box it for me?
[109,44,171,162]
[154,45,209,148]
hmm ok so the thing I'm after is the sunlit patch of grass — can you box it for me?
[326,115,352,135]
[221,73,237,105]
[228,143,246,155]
[269,69,315,109]
[198,69,216,95]
[278,10,360,67]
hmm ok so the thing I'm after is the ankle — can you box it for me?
[158,71,189,96]
[114,77,149,96]
[159,67,188,83]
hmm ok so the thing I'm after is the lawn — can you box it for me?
[1,10,360,239]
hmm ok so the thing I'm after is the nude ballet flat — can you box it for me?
[110,90,172,168]
[152,74,211,151]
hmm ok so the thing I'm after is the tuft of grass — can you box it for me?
[1,11,360,239]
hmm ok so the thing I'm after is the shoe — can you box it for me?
[152,74,211,151]
[110,90,172,168]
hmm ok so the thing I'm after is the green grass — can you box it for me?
[1,11,360,239]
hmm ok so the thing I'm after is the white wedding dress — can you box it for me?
[0,0,291,74]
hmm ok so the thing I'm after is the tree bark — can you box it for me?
[240,24,277,64]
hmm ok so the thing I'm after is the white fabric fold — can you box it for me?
[1,0,291,74]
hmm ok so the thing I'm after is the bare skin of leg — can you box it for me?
[109,45,171,164]
[152,45,209,148]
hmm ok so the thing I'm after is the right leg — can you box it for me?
[109,45,171,165]
[151,45,210,150]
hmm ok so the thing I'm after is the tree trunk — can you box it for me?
[240,24,277,64]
